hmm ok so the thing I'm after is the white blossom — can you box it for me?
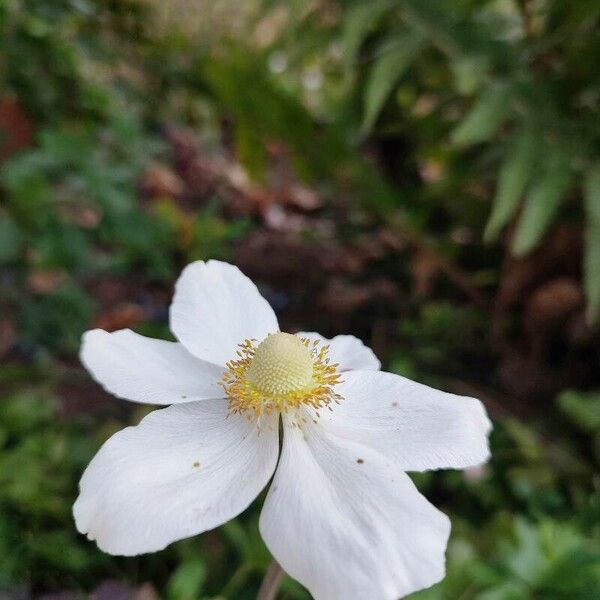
[74,260,491,600]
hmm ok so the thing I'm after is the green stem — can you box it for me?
[257,560,284,600]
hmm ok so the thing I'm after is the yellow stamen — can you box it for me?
[220,332,342,419]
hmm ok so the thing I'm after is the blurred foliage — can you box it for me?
[1,0,599,599]
[253,0,600,322]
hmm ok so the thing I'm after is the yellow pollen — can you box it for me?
[220,332,343,419]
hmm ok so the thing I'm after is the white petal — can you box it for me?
[170,260,279,366]
[260,417,450,600]
[324,370,491,472]
[81,329,224,405]
[74,400,278,556]
[296,331,380,371]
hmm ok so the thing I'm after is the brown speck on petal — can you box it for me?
[356,458,364,464]
[192,461,200,468]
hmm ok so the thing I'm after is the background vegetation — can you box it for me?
[1,0,599,598]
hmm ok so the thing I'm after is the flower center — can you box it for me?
[245,333,314,395]
[220,332,342,419]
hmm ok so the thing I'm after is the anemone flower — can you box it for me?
[74,260,491,599]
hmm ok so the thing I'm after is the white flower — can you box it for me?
[74,260,491,600]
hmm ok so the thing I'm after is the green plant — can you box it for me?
[339,0,600,321]
[255,0,599,321]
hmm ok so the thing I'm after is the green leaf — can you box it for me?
[507,518,545,585]
[558,390,600,432]
[451,54,490,95]
[2,166,52,231]
[20,283,94,353]
[0,214,23,264]
[511,145,571,256]
[584,166,600,323]
[167,558,206,600]
[451,82,511,146]
[221,519,251,557]
[361,31,425,136]
[342,0,394,72]
[484,129,537,242]
[234,118,267,181]
[476,581,528,600]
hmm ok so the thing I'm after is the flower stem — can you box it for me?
[257,560,284,600]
